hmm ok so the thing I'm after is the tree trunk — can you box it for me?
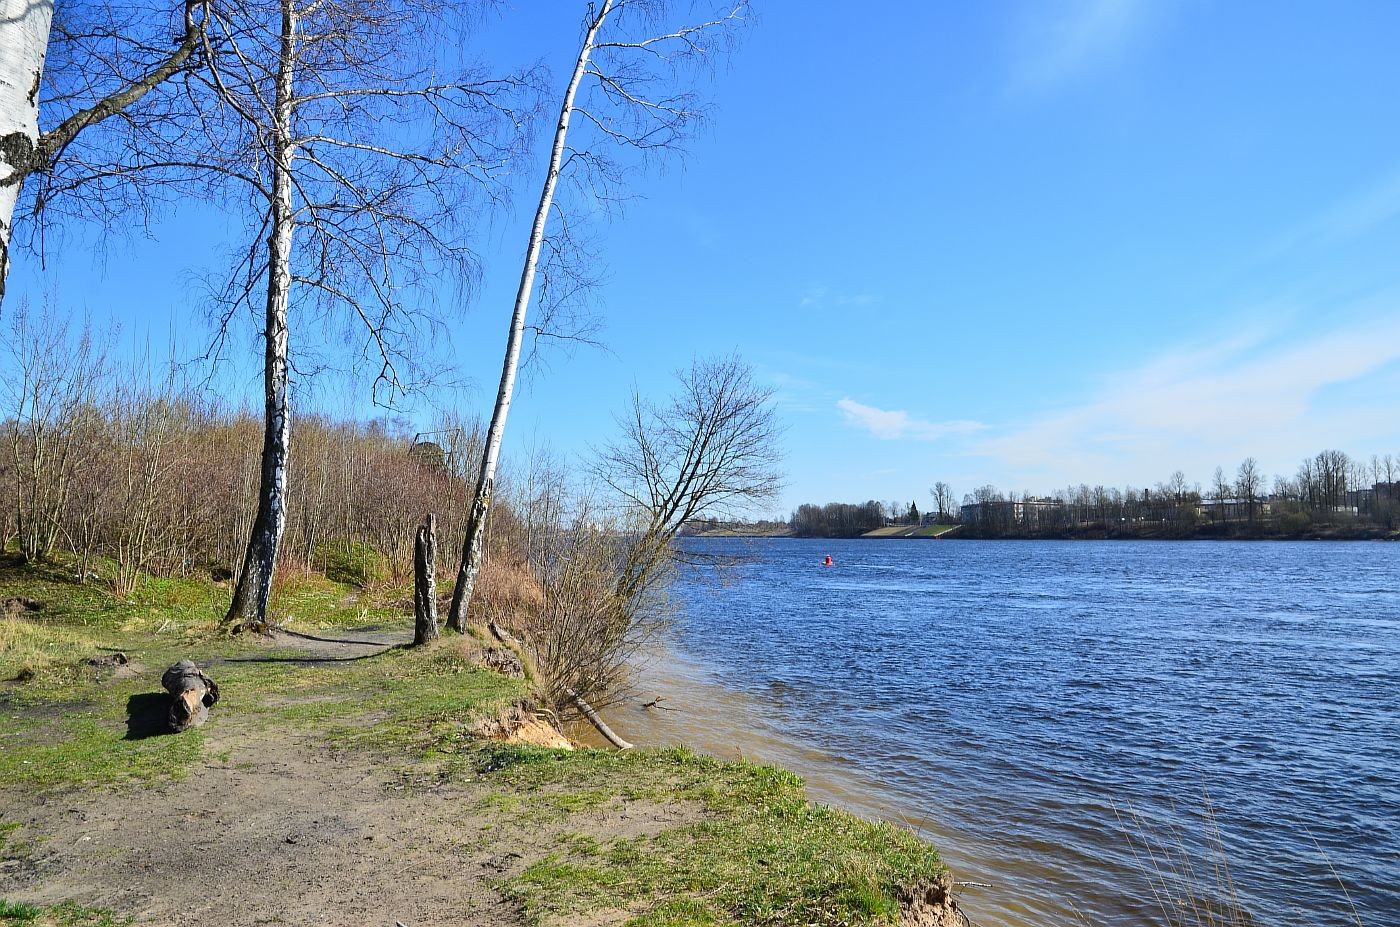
[0,0,54,306]
[1,0,203,308]
[568,687,632,750]
[413,513,438,645]
[446,0,615,632]
[225,3,298,632]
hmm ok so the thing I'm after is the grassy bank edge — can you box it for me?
[1,556,950,927]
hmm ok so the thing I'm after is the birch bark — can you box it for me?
[0,0,53,304]
[445,0,616,632]
[225,1,298,630]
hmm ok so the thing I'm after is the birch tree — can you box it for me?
[1,0,207,305]
[445,0,747,632]
[0,0,51,301]
[188,0,533,630]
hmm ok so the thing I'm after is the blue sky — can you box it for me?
[10,0,1400,517]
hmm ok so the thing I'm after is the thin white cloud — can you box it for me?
[837,398,987,442]
[974,314,1400,487]
[1267,166,1400,257]
[1010,0,1159,93]
[1315,171,1400,243]
[798,285,878,309]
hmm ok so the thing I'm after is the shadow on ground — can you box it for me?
[124,692,172,740]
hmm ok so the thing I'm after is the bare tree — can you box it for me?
[1314,449,1350,511]
[183,0,533,630]
[1235,457,1261,525]
[930,481,955,523]
[522,355,780,725]
[596,355,782,603]
[445,0,748,632]
[1,303,109,561]
[1208,465,1230,523]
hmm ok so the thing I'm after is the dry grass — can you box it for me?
[0,616,97,682]
[1110,791,1366,927]
[469,556,544,631]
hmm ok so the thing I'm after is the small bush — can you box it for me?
[1282,511,1312,536]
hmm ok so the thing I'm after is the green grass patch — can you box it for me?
[3,556,947,927]
[860,525,958,539]
[2,556,520,789]
[0,617,101,684]
[0,900,40,922]
[473,745,944,927]
[0,900,129,926]
[207,638,529,752]
[909,525,958,538]
[265,570,413,632]
[0,552,410,638]
[313,541,389,589]
[0,712,206,789]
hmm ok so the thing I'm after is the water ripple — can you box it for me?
[660,539,1400,927]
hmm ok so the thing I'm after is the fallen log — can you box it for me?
[161,660,220,732]
[566,687,632,750]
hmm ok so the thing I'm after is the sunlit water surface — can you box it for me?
[598,539,1400,927]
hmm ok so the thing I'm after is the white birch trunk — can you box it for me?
[445,0,615,632]
[226,1,297,630]
[0,0,54,305]
[2,0,203,307]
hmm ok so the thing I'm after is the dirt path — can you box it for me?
[0,631,698,926]
[5,730,512,925]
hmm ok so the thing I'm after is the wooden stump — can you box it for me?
[161,660,220,732]
[414,513,439,645]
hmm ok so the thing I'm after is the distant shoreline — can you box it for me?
[683,526,1398,542]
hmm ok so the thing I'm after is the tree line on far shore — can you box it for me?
[784,452,1400,539]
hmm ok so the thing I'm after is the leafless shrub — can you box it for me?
[516,356,782,721]
[0,325,497,593]
[1,303,111,563]
[468,555,543,630]
[514,497,668,721]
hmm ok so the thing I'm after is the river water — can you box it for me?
[602,538,1400,927]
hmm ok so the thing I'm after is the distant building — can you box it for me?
[1196,498,1272,520]
[959,498,1063,529]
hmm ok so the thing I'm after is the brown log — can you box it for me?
[161,660,219,732]
[413,513,439,645]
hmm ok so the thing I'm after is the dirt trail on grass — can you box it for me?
[0,632,694,927]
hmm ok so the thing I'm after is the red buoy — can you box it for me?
[823,554,833,566]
